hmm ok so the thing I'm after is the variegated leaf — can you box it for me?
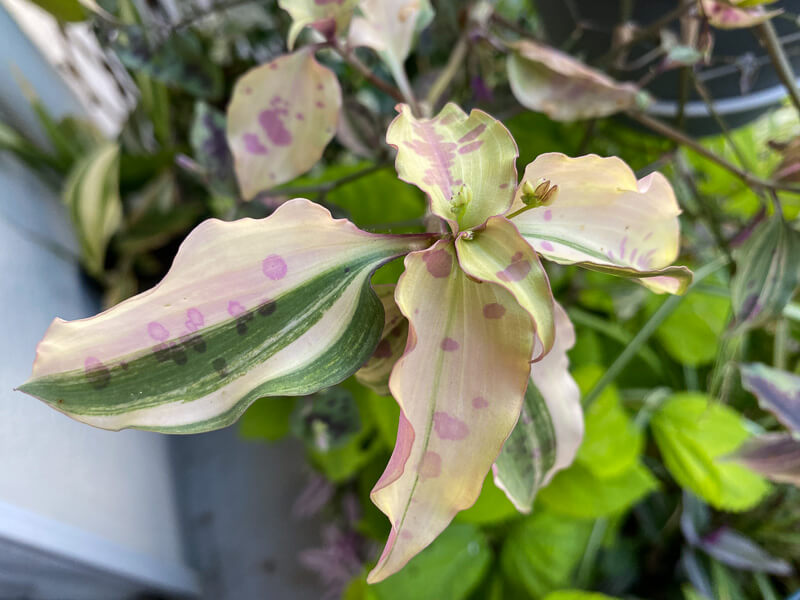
[507,40,648,121]
[278,0,358,49]
[227,49,342,199]
[493,302,583,513]
[728,433,800,487]
[18,199,432,434]
[386,103,518,232]
[355,284,407,395]
[730,216,800,332]
[368,240,535,582]
[455,216,554,357]
[701,0,782,29]
[740,363,800,433]
[348,0,433,99]
[63,142,122,278]
[511,153,691,294]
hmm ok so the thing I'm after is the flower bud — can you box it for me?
[520,178,557,207]
[449,184,472,216]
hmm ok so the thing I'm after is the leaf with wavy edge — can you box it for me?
[355,284,408,395]
[278,0,358,49]
[227,49,342,199]
[511,153,691,294]
[368,240,535,583]
[18,199,432,433]
[456,216,554,357]
[386,103,518,232]
[701,0,782,29]
[507,40,647,121]
[492,302,583,513]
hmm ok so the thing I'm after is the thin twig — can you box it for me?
[691,72,751,170]
[757,20,800,115]
[627,110,800,194]
[330,40,406,105]
[256,163,388,199]
[425,34,469,111]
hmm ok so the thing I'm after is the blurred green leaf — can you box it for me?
[239,397,296,441]
[544,591,620,600]
[456,473,519,525]
[501,509,593,598]
[291,386,362,451]
[190,101,236,193]
[373,523,492,600]
[651,393,770,511]
[28,0,86,20]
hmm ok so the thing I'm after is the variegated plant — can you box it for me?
[19,101,689,582]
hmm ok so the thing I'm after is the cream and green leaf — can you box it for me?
[510,153,692,294]
[19,200,432,433]
[386,103,518,232]
[368,240,535,583]
[278,0,358,49]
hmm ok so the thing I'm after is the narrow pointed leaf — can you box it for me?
[507,40,647,121]
[728,433,800,487]
[730,217,800,332]
[456,216,554,356]
[511,153,691,294]
[492,302,583,512]
[227,49,342,198]
[386,103,518,232]
[278,0,358,49]
[63,142,122,278]
[18,199,432,433]
[368,240,535,582]
[355,284,408,395]
[740,362,800,433]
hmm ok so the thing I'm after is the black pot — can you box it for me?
[535,0,800,135]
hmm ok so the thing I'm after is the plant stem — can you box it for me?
[582,255,729,408]
[425,34,469,111]
[627,110,800,194]
[257,163,388,198]
[774,317,789,370]
[757,20,800,115]
[331,40,407,105]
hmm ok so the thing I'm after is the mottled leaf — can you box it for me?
[368,240,535,582]
[278,0,358,49]
[651,393,770,511]
[511,153,691,294]
[728,433,800,487]
[112,28,223,99]
[701,0,782,29]
[507,40,647,121]
[349,0,434,99]
[18,199,432,433]
[386,103,518,232]
[190,101,235,192]
[227,49,342,198]
[492,302,583,512]
[62,142,122,278]
[740,363,800,433]
[730,216,800,332]
[355,285,407,395]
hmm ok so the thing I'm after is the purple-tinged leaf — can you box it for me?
[700,0,782,29]
[740,363,800,433]
[727,433,800,487]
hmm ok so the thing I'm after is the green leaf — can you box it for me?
[574,365,643,478]
[731,215,800,332]
[500,509,593,598]
[239,397,295,441]
[538,461,658,519]
[544,592,621,600]
[190,101,236,194]
[652,288,730,366]
[651,393,771,511]
[62,142,123,278]
[372,523,491,600]
[291,386,362,451]
[28,0,85,22]
[456,473,519,525]
[19,200,432,433]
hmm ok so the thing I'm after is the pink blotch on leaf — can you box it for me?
[457,124,486,144]
[400,531,413,540]
[243,133,268,155]
[419,451,442,479]
[185,308,204,332]
[228,301,245,317]
[441,337,459,351]
[497,252,532,282]
[472,396,489,409]
[483,303,506,319]
[458,140,483,154]
[315,101,325,109]
[262,254,288,280]
[499,183,509,189]
[540,241,554,252]
[295,112,305,120]
[433,412,470,440]
[258,97,292,146]
[422,249,452,278]
[148,321,169,341]
[84,356,103,371]
[543,209,552,221]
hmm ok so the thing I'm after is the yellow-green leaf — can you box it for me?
[278,0,358,49]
